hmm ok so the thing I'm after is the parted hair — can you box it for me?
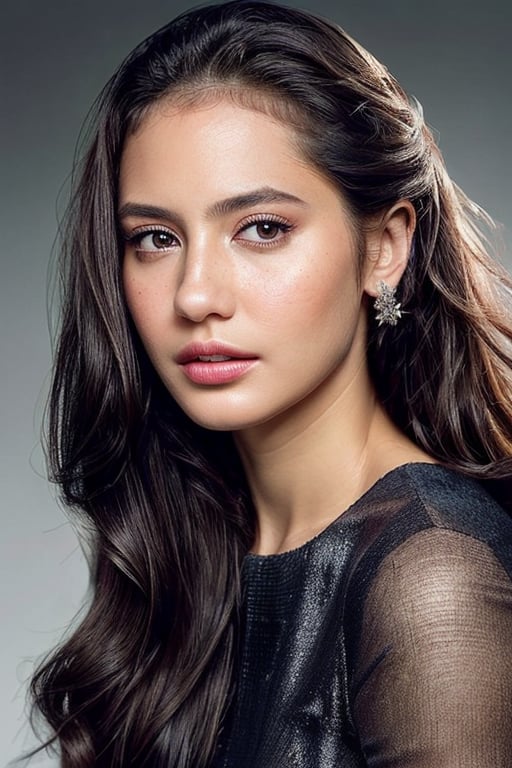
[30,2,512,766]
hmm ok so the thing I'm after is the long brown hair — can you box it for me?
[30,1,512,765]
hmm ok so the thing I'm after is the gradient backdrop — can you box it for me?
[2,0,511,763]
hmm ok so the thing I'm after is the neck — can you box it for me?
[235,362,432,555]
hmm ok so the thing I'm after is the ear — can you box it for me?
[362,200,416,297]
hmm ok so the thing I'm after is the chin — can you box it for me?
[172,399,274,433]
[183,412,261,433]
[166,386,267,432]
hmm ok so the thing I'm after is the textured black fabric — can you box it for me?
[213,464,512,767]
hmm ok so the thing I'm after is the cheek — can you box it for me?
[249,249,359,329]
[123,272,144,327]
[122,269,167,347]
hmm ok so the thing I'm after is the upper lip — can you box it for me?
[176,341,258,364]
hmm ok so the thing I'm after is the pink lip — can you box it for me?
[176,341,258,385]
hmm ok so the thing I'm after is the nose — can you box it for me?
[173,240,236,323]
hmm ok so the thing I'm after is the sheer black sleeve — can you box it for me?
[350,528,512,767]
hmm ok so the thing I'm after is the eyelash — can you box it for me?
[235,214,294,248]
[123,225,179,256]
[122,214,294,258]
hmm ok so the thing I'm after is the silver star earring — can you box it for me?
[374,281,402,326]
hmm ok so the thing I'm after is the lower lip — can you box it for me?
[180,359,258,385]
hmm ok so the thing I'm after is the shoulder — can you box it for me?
[399,462,511,533]
[400,463,512,571]
[348,462,512,577]
[343,463,512,658]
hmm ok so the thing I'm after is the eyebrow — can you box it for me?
[207,187,307,217]
[117,186,307,223]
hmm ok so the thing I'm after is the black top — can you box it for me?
[213,463,512,767]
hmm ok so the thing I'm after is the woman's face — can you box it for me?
[120,98,371,432]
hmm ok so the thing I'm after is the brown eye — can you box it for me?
[255,221,281,239]
[236,217,293,247]
[147,231,176,249]
[130,228,180,252]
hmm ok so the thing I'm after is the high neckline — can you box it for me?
[245,461,443,562]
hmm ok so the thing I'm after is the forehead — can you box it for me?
[124,95,302,162]
[119,97,342,209]
[128,83,311,140]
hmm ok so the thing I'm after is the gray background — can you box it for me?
[2,0,511,763]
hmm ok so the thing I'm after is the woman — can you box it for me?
[30,1,512,766]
